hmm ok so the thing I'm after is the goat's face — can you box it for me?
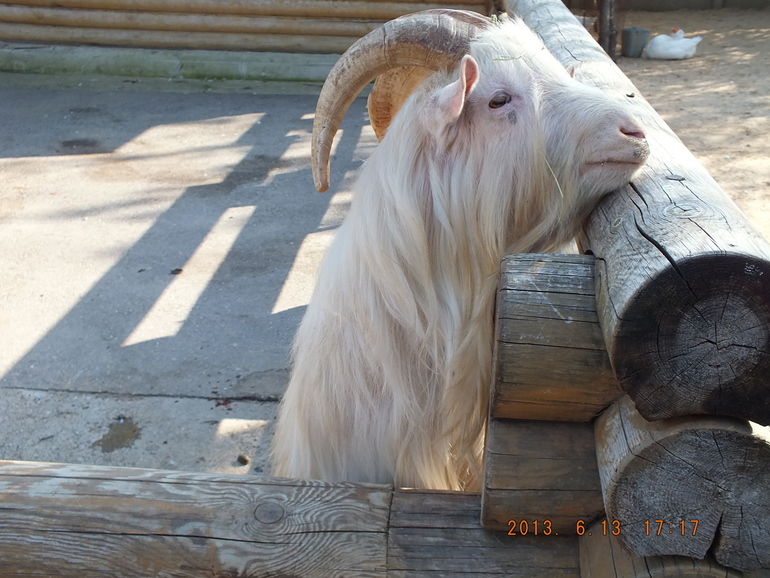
[413,20,648,235]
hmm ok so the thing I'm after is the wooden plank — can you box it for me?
[2,0,488,20]
[0,460,390,577]
[0,22,362,53]
[580,522,745,578]
[491,254,620,422]
[509,0,770,427]
[499,316,606,349]
[594,397,770,571]
[0,0,491,53]
[481,420,604,534]
[0,4,386,37]
[499,292,600,324]
[390,490,581,576]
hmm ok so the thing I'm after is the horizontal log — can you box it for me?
[0,461,391,576]
[595,396,770,571]
[579,522,745,578]
[491,254,621,421]
[0,22,359,53]
[0,5,385,37]
[0,460,581,576]
[510,0,770,426]
[481,419,604,533]
[3,0,488,20]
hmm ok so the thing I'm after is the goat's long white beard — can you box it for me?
[271,78,578,490]
[277,237,494,489]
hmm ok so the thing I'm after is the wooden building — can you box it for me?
[0,0,496,54]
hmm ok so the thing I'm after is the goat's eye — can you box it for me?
[489,94,511,109]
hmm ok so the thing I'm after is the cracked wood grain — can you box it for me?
[0,461,392,577]
[594,397,770,571]
[510,0,770,426]
[579,522,745,578]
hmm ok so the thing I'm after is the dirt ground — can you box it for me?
[617,9,770,239]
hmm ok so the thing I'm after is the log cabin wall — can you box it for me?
[0,0,496,54]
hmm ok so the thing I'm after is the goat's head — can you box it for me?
[312,10,649,252]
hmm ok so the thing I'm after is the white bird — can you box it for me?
[646,28,702,60]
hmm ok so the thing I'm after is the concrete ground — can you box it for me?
[0,70,377,475]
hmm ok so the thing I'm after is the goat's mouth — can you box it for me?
[585,158,646,169]
[584,149,649,174]
[585,138,650,171]
[586,147,649,167]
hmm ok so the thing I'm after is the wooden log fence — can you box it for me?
[482,254,770,573]
[510,0,770,427]
[0,460,583,577]
[484,4,770,569]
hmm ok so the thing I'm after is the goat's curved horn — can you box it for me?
[311,9,489,192]
[368,65,432,142]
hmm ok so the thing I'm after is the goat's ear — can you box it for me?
[433,55,479,125]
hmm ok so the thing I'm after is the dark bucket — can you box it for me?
[621,27,650,58]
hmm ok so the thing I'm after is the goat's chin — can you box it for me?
[580,161,645,195]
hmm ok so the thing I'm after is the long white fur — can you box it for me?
[272,17,646,490]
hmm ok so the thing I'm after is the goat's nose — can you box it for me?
[621,124,646,140]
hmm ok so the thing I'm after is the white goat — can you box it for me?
[272,11,648,490]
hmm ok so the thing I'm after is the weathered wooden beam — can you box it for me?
[595,396,770,572]
[510,0,770,426]
[492,253,621,422]
[0,0,492,52]
[0,5,386,37]
[0,23,361,53]
[580,521,746,578]
[0,461,391,576]
[0,460,581,576]
[481,418,604,534]
[1,0,488,20]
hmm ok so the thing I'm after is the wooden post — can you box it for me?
[491,254,621,422]
[509,0,770,427]
[481,418,604,533]
[594,396,770,572]
[597,0,616,60]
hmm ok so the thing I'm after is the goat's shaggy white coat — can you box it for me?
[272,18,647,490]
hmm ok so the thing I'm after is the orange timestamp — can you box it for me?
[506,519,555,535]
[506,519,622,536]
[644,519,699,536]
[576,519,621,536]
